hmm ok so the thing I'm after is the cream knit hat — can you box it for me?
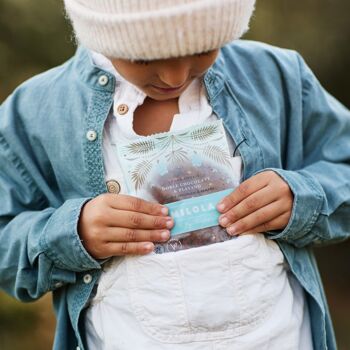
[64,0,256,60]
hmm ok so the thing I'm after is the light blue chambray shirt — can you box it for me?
[1,41,350,350]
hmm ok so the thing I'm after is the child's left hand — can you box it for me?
[217,171,293,235]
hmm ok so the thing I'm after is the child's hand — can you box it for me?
[217,171,293,236]
[78,194,173,259]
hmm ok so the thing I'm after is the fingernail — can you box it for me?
[219,216,229,226]
[166,218,173,229]
[161,231,170,240]
[144,243,154,251]
[217,203,226,212]
[227,226,238,236]
[160,206,168,215]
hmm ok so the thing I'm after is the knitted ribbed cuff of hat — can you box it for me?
[64,0,256,60]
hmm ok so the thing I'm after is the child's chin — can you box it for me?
[147,91,182,101]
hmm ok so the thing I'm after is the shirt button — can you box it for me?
[117,104,129,115]
[106,180,121,194]
[54,281,63,289]
[83,274,93,284]
[86,130,97,142]
[98,75,109,86]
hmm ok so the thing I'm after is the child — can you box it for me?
[0,0,349,349]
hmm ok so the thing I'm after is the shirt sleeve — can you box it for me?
[0,108,101,302]
[261,53,350,247]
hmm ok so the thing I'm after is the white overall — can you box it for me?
[85,235,312,349]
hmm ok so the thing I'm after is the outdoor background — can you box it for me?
[0,0,349,349]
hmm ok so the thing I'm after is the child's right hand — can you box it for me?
[78,194,173,259]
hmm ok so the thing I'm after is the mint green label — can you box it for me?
[166,188,233,236]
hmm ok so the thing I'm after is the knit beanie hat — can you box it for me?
[64,0,256,60]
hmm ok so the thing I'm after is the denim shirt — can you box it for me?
[1,40,349,350]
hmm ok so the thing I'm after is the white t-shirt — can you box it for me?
[84,51,313,350]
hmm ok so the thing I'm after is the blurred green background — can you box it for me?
[0,0,349,349]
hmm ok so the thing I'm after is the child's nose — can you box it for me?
[158,62,191,88]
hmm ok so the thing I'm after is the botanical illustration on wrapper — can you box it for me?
[117,120,242,253]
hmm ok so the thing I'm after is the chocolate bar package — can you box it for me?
[117,120,242,253]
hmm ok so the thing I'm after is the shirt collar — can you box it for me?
[74,45,225,104]
[90,50,212,115]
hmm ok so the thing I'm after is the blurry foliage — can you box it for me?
[0,293,37,331]
[247,0,350,107]
[0,293,55,350]
[0,0,349,349]
[0,0,74,100]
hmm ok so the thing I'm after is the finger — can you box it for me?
[241,212,291,234]
[217,172,272,213]
[106,242,155,256]
[219,186,286,228]
[103,227,170,243]
[225,200,288,236]
[108,209,174,230]
[107,194,169,216]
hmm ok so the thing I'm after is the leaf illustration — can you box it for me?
[155,136,169,141]
[157,136,172,151]
[190,124,218,141]
[203,145,231,167]
[131,160,153,191]
[175,132,192,143]
[126,140,155,155]
[165,148,189,163]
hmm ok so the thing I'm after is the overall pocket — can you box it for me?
[126,234,286,344]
